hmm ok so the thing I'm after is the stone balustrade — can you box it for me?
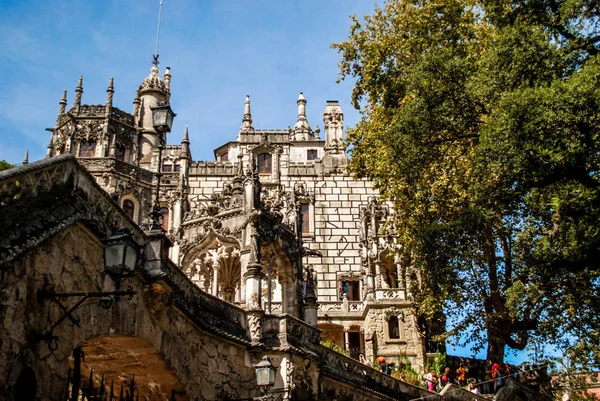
[375,288,406,301]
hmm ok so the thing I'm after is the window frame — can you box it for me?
[307,149,318,161]
[257,153,272,174]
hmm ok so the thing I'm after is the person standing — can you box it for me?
[456,363,467,387]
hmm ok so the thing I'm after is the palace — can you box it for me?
[45,63,426,369]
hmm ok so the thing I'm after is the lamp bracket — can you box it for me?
[36,276,136,354]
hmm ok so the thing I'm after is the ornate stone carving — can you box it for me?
[143,283,173,314]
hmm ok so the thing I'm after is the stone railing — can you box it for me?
[158,258,250,343]
[0,155,146,264]
[375,288,406,301]
[262,313,321,350]
[239,130,291,144]
[110,107,134,125]
[318,301,364,315]
[190,161,236,176]
[318,346,436,401]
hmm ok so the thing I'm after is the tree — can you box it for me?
[0,160,15,172]
[334,0,600,364]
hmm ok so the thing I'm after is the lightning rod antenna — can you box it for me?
[153,0,163,66]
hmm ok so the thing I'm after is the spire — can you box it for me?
[180,125,191,160]
[74,76,83,114]
[59,89,67,115]
[22,150,29,165]
[105,77,114,112]
[240,95,254,132]
[293,92,312,138]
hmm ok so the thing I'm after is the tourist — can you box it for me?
[423,367,435,392]
[468,382,480,395]
[359,353,369,366]
[491,363,504,392]
[440,367,453,388]
[377,356,387,373]
[456,363,467,387]
[430,372,439,392]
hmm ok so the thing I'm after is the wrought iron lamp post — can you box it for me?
[149,102,176,231]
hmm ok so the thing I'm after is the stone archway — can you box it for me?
[69,336,188,401]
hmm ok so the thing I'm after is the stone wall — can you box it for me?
[0,224,257,401]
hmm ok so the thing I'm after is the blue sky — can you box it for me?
[0,0,375,164]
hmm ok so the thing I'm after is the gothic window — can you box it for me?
[257,153,272,173]
[162,164,173,172]
[388,316,400,339]
[174,164,181,172]
[78,140,96,157]
[301,203,310,234]
[307,149,318,160]
[160,207,169,232]
[123,199,135,220]
[341,280,360,301]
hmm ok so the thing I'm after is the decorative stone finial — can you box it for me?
[22,150,29,165]
[164,67,171,92]
[138,65,168,97]
[105,77,114,112]
[180,125,191,160]
[240,95,254,132]
[59,89,67,115]
[74,76,83,114]
[293,92,311,137]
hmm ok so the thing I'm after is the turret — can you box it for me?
[321,101,348,172]
[135,64,171,165]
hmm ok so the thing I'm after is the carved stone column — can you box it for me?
[343,326,351,353]
[212,260,220,297]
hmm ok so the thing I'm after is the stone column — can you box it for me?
[344,326,351,353]
[212,260,220,297]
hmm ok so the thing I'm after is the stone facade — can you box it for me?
[43,64,426,371]
[0,155,439,400]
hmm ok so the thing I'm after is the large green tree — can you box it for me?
[334,0,600,364]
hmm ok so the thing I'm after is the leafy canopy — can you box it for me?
[334,0,600,365]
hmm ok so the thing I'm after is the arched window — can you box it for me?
[388,316,400,339]
[79,140,96,157]
[160,207,170,232]
[123,199,135,220]
[14,367,37,401]
[257,153,272,173]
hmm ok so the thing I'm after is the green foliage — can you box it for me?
[392,356,423,386]
[334,0,600,365]
[0,160,15,171]
[429,353,447,376]
[320,339,350,357]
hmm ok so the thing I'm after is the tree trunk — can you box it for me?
[486,328,506,364]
